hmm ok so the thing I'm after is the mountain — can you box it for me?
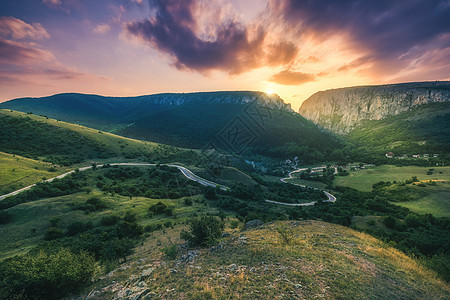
[299,81,450,134]
[0,92,343,162]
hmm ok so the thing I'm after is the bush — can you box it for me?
[0,248,97,300]
[180,216,224,247]
[204,187,217,200]
[45,227,63,240]
[276,223,295,245]
[100,214,121,226]
[161,244,178,259]
[0,211,12,225]
[149,202,174,216]
[383,216,397,229]
[229,220,240,229]
[184,198,193,206]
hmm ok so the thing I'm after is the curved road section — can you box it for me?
[0,163,230,201]
[265,168,337,206]
[0,163,333,206]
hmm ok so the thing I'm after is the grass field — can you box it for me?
[394,189,450,218]
[0,151,69,195]
[334,165,450,192]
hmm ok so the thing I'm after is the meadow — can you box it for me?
[0,151,69,195]
[334,165,450,192]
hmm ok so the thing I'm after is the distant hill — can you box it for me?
[0,92,343,162]
[299,81,450,134]
[0,109,200,166]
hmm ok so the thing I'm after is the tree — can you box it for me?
[180,216,224,247]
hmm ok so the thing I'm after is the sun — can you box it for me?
[265,88,275,95]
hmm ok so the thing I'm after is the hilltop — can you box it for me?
[83,220,449,299]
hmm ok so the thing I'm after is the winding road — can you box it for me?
[0,163,335,206]
[0,163,229,201]
[264,168,337,206]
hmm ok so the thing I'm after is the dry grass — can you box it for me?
[84,220,450,299]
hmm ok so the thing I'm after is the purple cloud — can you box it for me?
[125,0,298,74]
[269,0,450,75]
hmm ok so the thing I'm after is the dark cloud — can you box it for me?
[270,70,314,85]
[125,0,298,74]
[270,0,450,70]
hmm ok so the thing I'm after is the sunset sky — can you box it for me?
[1,0,449,110]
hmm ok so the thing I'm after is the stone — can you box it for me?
[141,268,154,278]
[244,219,264,230]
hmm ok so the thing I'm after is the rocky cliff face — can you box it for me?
[136,91,293,112]
[298,81,450,134]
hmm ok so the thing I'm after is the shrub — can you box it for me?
[383,216,397,229]
[0,248,97,300]
[161,244,178,259]
[0,211,12,225]
[229,220,239,229]
[184,198,193,206]
[149,202,174,216]
[204,187,217,200]
[276,223,295,245]
[123,210,137,223]
[180,215,224,247]
[100,214,120,226]
[45,227,63,240]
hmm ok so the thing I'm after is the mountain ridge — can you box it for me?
[299,81,450,134]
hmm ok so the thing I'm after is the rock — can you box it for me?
[222,232,231,238]
[299,81,450,134]
[141,268,154,278]
[244,219,264,230]
[228,264,238,271]
[179,250,198,263]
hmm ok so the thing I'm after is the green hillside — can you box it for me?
[0,92,344,163]
[346,102,450,154]
[0,109,201,166]
[0,152,69,195]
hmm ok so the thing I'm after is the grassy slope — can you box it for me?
[394,188,450,218]
[0,109,204,169]
[0,109,158,157]
[345,102,450,154]
[334,165,450,192]
[0,187,214,260]
[85,220,449,299]
[0,152,69,194]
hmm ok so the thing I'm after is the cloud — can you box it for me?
[0,17,50,40]
[94,23,111,34]
[124,0,298,74]
[269,70,315,85]
[268,0,450,79]
[0,17,99,87]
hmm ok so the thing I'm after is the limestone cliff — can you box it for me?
[298,81,450,134]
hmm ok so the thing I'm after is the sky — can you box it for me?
[1,0,449,110]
